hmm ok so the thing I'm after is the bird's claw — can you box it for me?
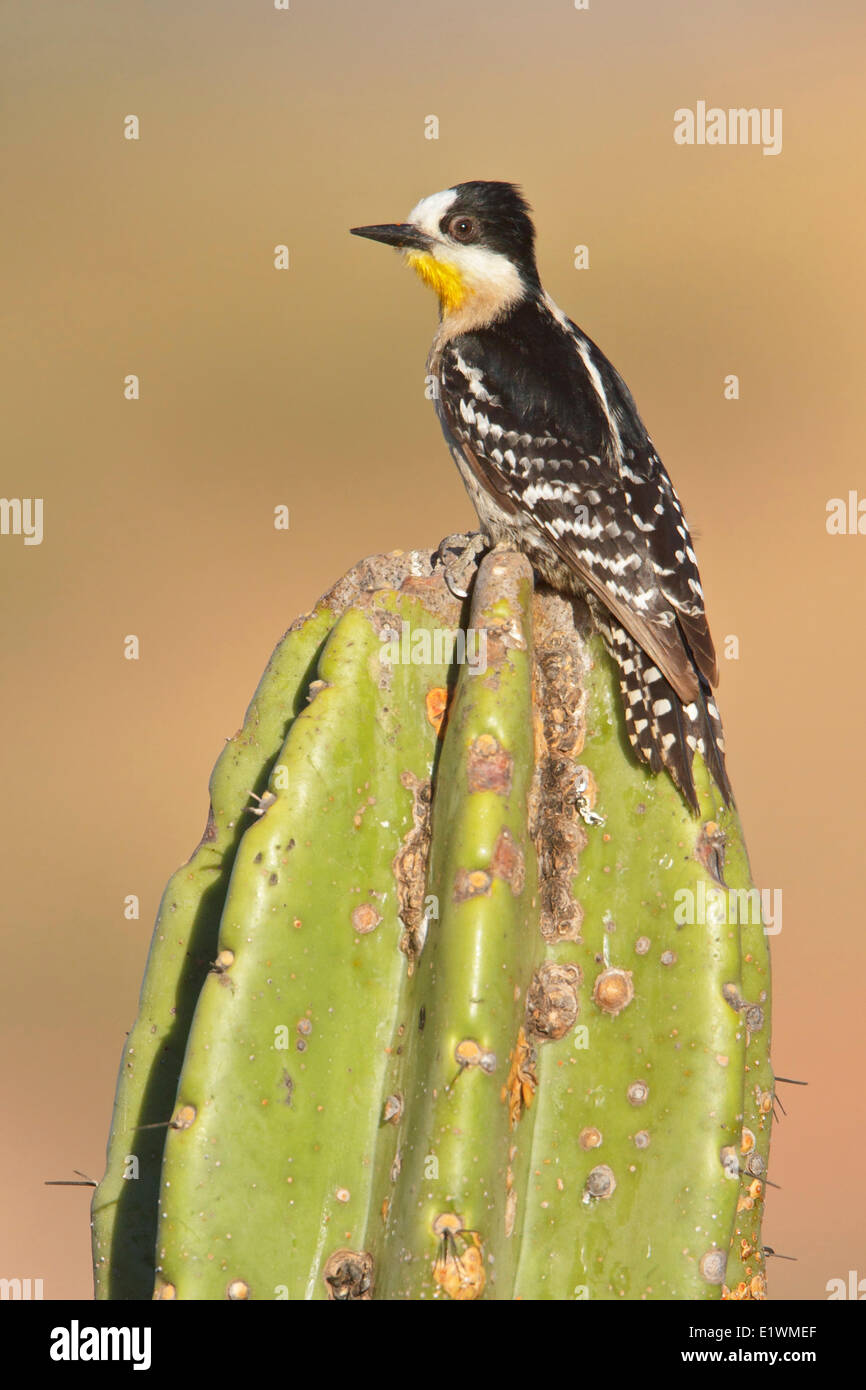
[434,532,489,599]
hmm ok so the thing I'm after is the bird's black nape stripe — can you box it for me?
[438,182,542,291]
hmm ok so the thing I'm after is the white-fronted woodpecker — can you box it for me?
[351,180,732,813]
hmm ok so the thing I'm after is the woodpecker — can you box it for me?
[351,181,732,813]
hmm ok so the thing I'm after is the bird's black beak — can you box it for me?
[350,222,434,252]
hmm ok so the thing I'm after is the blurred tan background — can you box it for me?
[2,0,864,1300]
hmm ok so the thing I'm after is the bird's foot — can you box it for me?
[434,531,490,599]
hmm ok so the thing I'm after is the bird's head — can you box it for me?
[351,181,540,328]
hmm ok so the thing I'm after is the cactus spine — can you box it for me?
[92,546,772,1300]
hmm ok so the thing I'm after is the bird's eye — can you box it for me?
[448,215,477,243]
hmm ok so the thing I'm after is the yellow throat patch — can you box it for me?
[405,251,467,314]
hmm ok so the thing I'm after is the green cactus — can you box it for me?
[92,545,772,1301]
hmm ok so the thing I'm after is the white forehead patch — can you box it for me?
[406,187,458,238]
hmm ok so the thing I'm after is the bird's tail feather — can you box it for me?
[592,606,733,813]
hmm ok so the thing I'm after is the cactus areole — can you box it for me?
[92,545,772,1301]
